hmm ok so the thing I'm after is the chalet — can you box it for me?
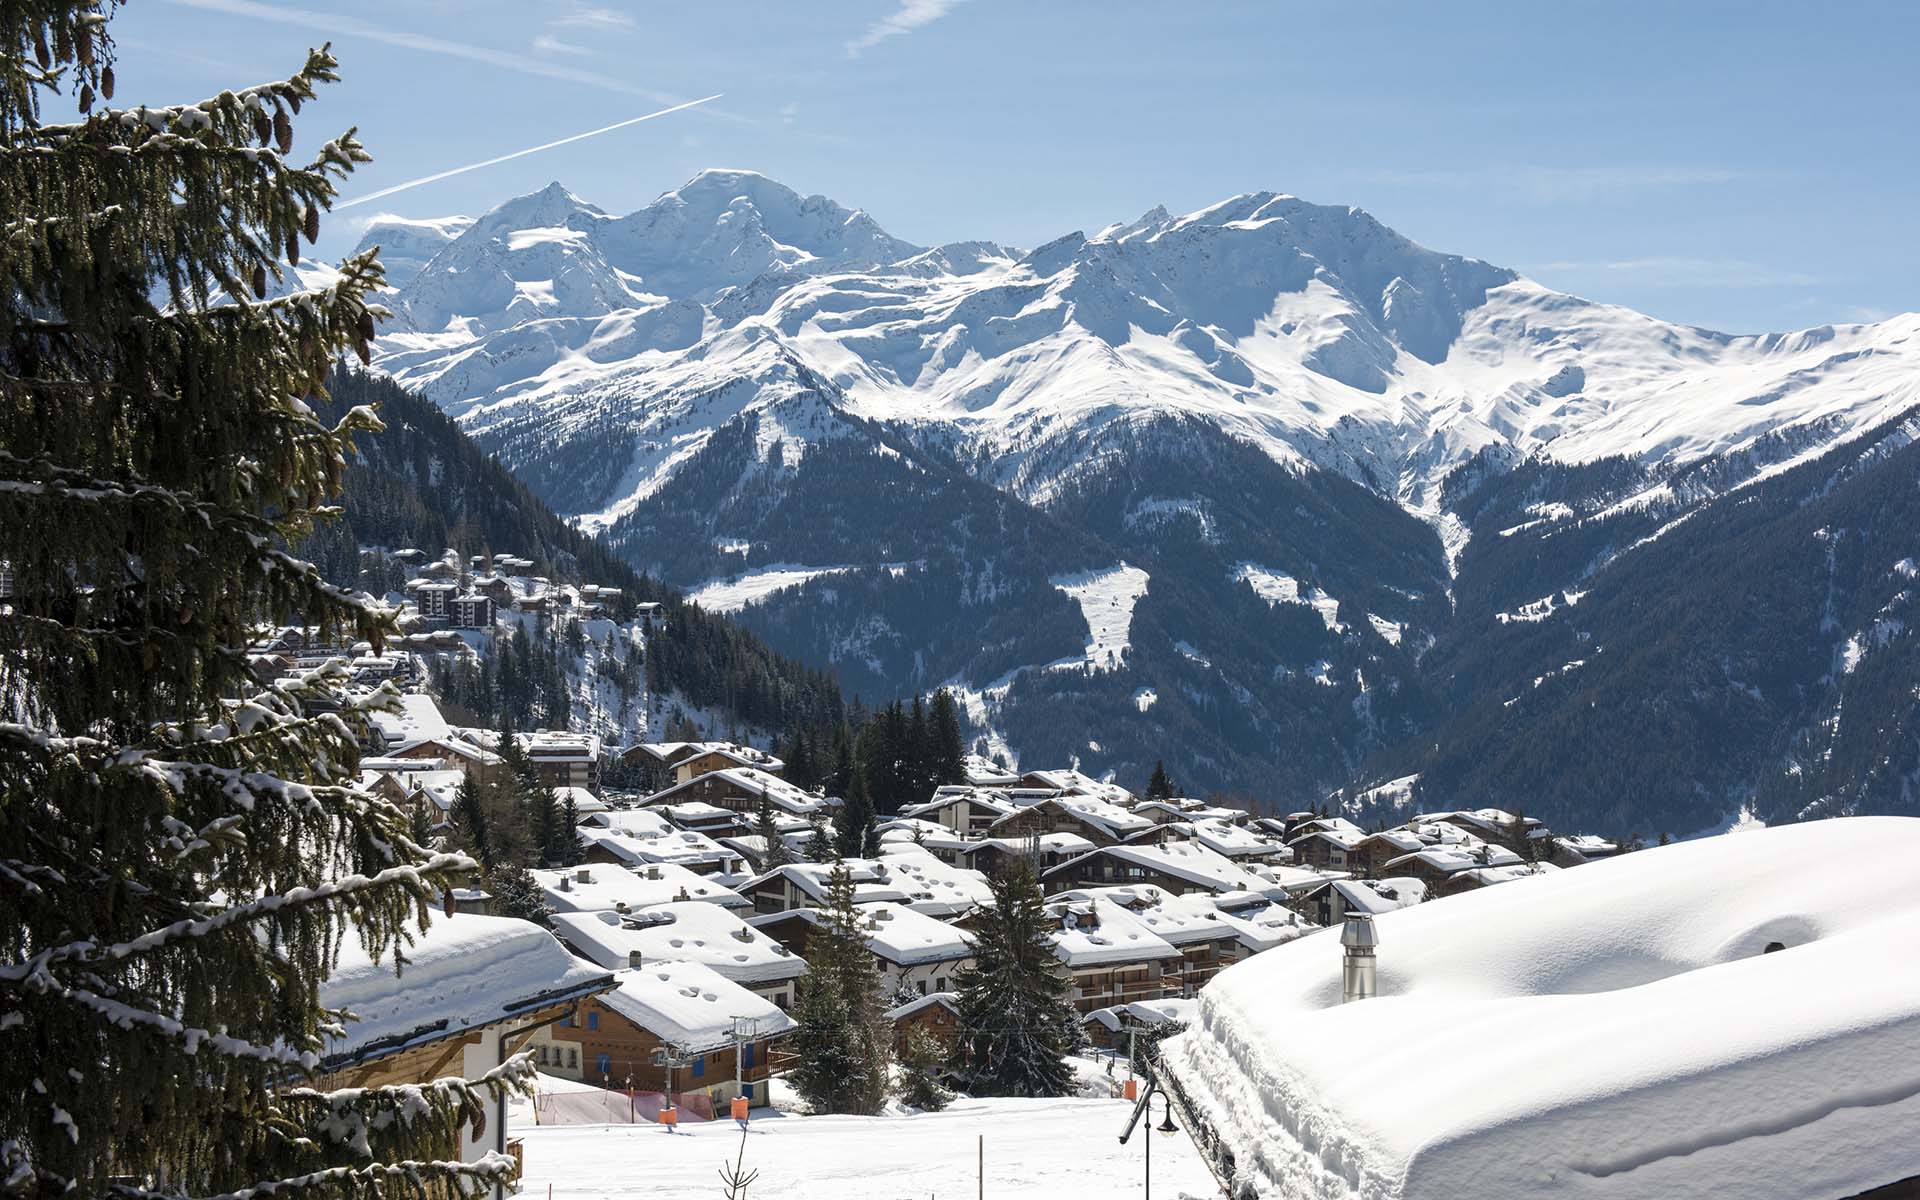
[575,824,744,877]
[1044,895,1180,1016]
[961,831,1097,878]
[1287,826,1365,872]
[960,754,1021,788]
[530,963,794,1107]
[1432,860,1559,897]
[1432,808,1546,855]
[733,860,909,916]
[1017,768,1138,807]
[985,794,1156,846]
[1349,828,1431,876]
[533,863,749,915]
[1379,843,1525,893]
[898,787,1017,836]
[640,765,829,820]
[549,902,807,1010]
[1040,841,1297,899]
[876,841,995,918]
[1549,833,1622,867]
[1083,997,1195,1053]
[1286,876,1427,927]
[622,741,785,786]
[315,912,615,1197]
[885,991,962,1057]
[648,800,750,837]
[750,903,975,998]
[1176,818,1291,864]
[518,731,601,791]
[1201,893,1316,960]
[1052,885,1241,998]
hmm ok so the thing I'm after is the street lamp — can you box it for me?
[1117,1080,1181,1200]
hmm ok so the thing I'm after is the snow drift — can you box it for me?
[1157,817,1920,1200]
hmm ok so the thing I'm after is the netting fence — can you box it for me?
[532,1086,718,1126]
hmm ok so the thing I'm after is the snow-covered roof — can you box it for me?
[645,766,827,815]
[549,903,806,986]
[367,693,453,746]
[320,913,612,1066]
[1020,768,1137,807]
[876,842,995,916]
[738,860,912,907]
[988,794,1154,842]
[1180,819,1289,859]
[1382,843,1523,875]
[576,825,738,870]
[1050,841,1294,897]
[1050,886,1242,948]
[886,990,961,1021]
[1159,818,1920,1200]
[1330,876,1427,915]
[1044,895,1181,968]
[1085,996,1198,1033]
[533,863,747,913]
[773,902,974,967]
[961,754,1020,787]
[598,962,795,1054]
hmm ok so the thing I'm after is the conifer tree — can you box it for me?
[787,862,888,1114]
[896,1027,953,1112]
[834,764,878,859]
[452,774,495,871]
[1145,760,1175,802]
[754,794,792,869]
[0,17,520,1200]
[950,859,1077,1097]
[929,688,966,786]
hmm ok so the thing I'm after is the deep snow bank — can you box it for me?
[1158,817,1920,1200]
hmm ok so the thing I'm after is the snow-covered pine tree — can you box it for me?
[949,859,1077,1097]
[896,1027,953,1112]
[786,862,888,1114]
[833,764,877,858]
[928,688,965,787]
[0,15,520,1200]
[753,795,792,869]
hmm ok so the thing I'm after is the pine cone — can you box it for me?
[100,65,114,100]
[274,109,293,155]
[357,310,376,342]
[354,337,370,365]
[33,30,49,70]
[53,23,70,64]
[286,229,299,267]
[75,29,93,67]
[304,203,320,245]
[79,83,93,113]
[253,265,269,299]
[252,109,272,145]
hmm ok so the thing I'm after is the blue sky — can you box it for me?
[110,0,1917,332]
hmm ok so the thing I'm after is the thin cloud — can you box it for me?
[532,33,591,57]
[160,0,681,104]
[1525,256,1821,289]
[846,0,965,57]
[551,6,636,32]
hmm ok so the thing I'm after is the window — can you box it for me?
[595,1053,611,1077]
[560,1012,573,1028]
[691,1055,705,1079]
[743,1043,755,1069]
[935,977,949,992]
[586,1011,599,1031]
[567,1048,578,1068]
[916,979,928,996]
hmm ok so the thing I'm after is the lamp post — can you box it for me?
[1117,1079,1180,1200]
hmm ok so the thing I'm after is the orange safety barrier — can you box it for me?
[660,1106,678,1128]
[1123,1078,1138,1101]
[730,1095,749,1123]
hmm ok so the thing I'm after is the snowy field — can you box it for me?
[517,1096,1218,1200]
[1050,564,1150,671]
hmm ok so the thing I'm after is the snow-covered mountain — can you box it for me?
[358,171,1920,834]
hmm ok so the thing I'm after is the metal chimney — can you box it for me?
[1340,912,1378,1003]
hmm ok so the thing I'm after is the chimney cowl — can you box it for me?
[1339,912,1379,950]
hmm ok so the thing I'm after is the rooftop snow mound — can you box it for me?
[1158,817,1920,1200]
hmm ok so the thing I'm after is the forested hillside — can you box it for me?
[304,368,845,738]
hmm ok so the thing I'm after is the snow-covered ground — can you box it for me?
[516,1095,1218,1200]
[1159,817,1920,1200]
[687,564,856,613]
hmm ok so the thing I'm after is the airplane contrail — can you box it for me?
[335,94,724,210]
